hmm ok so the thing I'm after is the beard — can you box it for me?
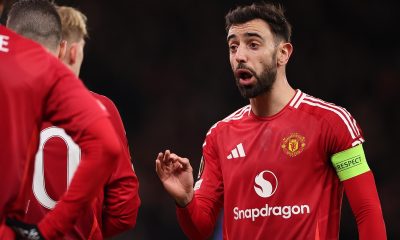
[235,54,278,99]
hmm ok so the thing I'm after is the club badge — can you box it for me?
[281,132,306,157]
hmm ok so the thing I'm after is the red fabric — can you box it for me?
[37,118,120,239]
[343,171,387,240]
[0,25,50,225]
[93,93,140,238]
[176,197,220,240]
[176,90,381,239]
[22,93,140,239]
[0,219,15,240]
[0,25,115,238]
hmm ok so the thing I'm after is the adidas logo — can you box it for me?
[227,143,246,159]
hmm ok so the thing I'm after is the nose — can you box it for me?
[234,45,247,64]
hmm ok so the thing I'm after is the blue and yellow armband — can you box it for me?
[331,144,370,181]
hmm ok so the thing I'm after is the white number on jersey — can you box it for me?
[0,34,10,53]
[32,127,81,209]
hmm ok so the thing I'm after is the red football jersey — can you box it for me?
[23,93,140,239]
[177,90,365,239]
[0,26,112,238]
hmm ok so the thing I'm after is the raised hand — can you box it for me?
[155,150,194,207]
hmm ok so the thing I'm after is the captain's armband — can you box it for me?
[331,144,370,181]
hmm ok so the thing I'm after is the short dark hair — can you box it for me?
[6,0,62,51]
[225,2,292,42]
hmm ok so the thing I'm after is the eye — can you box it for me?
[249,42,259,50]
[229,44,238,53]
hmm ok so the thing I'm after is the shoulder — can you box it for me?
[90,92,127,133]
[0,27,70,90]
[293,91,362,142]
[91,92,115,107]
[292,91,354,122]
[91,92,120,114]
[0,26,38,52]
[204,105,251,139]
[1,26,51,64]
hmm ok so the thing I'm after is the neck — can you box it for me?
[249,72,295,117]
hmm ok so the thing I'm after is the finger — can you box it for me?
[157,152,164,161]
[169,153,186,164]
[156,152,167,170]
[169,153,179,163]
[163,150,171,163]
[155,159,164,179]
[155,159,161,174]
[167,153,188,168]
[176,157,192,171]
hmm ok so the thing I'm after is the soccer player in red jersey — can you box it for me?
[0,2,122,240]
[7,5,140,239]
[156,2,386,240]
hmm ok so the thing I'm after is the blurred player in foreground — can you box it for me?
[0,0,121,238]
[156,2,386,239]
[10,5,140,239]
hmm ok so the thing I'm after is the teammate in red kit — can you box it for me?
[156,2,386,240]
[8,5,140,239]
[0,0,121,239]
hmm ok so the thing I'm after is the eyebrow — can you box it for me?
[227,32,263,42]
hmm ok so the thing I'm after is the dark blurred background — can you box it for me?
[2,0,400,239]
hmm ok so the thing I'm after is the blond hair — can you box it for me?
[56,6,88,42]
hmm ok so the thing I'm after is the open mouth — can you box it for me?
[235,69,254,84]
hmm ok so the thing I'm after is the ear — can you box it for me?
[58,40,67,60]
[277,42,293,66]
[69,43,78,65]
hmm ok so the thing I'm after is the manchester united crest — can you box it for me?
[281,133,306,157]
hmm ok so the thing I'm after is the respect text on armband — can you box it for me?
[334,155,362,172]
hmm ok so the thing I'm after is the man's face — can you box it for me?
[227,19,278,98]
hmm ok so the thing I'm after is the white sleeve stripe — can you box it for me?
[224,105,251,121]
[302,96,360,137]
[352,140,362,146]
[301,99,357,139]
[352,118,360,136]
[289,90,303,107]
[338,104,361,136]
[204,105,251,147]
[294,93,306,109]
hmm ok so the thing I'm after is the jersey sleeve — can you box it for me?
[320,106,373,182]
[36,59,120,239]
[343,171,387,239]
[323,106,386,238]
[323,106,364,155]
[38,118,120,239]
[176,129,224,240]
[0,221,15,239]
[95,95,140,237]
